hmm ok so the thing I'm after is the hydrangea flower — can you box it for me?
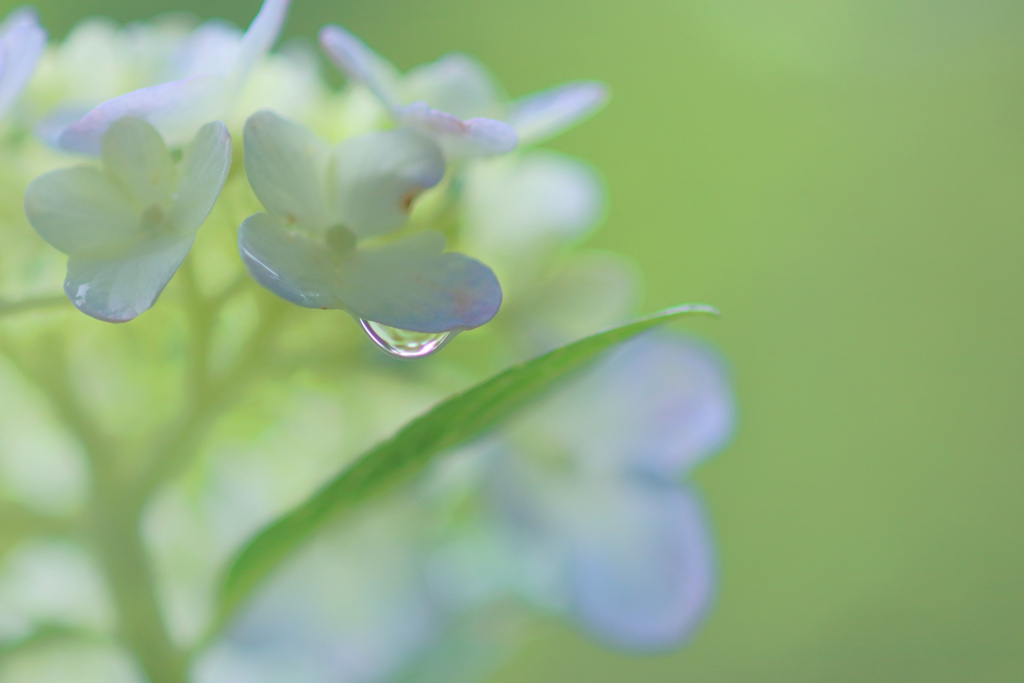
[444,333,734,649]
[319,25,519,159]
[24,117,231,322]
[319,24,605,151]
[238,110,502,336]
[319,23,609,320]
[0,8,46,122]
[51,0,289,155]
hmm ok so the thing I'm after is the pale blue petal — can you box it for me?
[100,117,175,208]
[397,103,517,159]
[461,150,604,255]
[196,501,442,683]
[319,24,401,109]
[64,233,196,322]
[240,215,501,331]
[402,53,502,120]
[169,121,232,232]
[243,110,332,228]
[0,8,46,119]
[565,483,715,650]
[521,334,735,478]
[330,128,445,238]
[35,106,92,148]
[508,81,608,145]
[25,167,139,255]
[229,0,291,91]
[337,232,502,333]
[237,212,339,309]
[56,75,225,155]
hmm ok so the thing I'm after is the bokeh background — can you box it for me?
[5,0,1024,680]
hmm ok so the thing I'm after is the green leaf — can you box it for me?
[212,304,719,632]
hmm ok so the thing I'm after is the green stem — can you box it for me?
[88,479,188,683]
[0,294,68,317]
[132,298,284,506]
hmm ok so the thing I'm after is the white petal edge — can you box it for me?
[319,24,401,109]
[401,53,502,120]
[169,120,232,232]
[0,8,46,120]
[64,234,196,322]
[56,75,225,155]
[508,81,608,146]
[330,128,445,238]
[461,150,605,255]
[397,102,517,159]
[243,110,333,228]
[228,0,291,93]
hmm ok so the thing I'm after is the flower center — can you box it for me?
[141,204,166,233]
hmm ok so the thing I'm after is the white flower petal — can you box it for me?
[402,53,502,120]
[331,128,445,238]
[164,20,243,80]
[243,110,332,228]
[397,102,517,159]
[337,232,502,333]
[238,211,339,309]
[462,150,604,255]
[64,233,196,322]
[169,120,233,232]
[565,483,715,650]
[56,75,225,155]
[100,117,176,208]
[508,81,608,145]
[229,0,291,91]
[0,8,46,120]
[25,167,139,255]
[319,24,401,109]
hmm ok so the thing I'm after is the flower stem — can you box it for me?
[0,294,67,317]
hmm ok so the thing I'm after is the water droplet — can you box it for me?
[359,319,453,359]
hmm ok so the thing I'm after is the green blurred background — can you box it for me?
[8,0,1024,680]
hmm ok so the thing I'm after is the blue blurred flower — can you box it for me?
[197,500,449,683]
[431,333,734,649]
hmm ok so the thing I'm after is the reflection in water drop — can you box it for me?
[359,319,453,359]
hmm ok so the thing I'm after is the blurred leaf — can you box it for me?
[213,304,719,631]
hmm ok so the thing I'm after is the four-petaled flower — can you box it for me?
[25,118,231,321]
[238,110,502,334]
